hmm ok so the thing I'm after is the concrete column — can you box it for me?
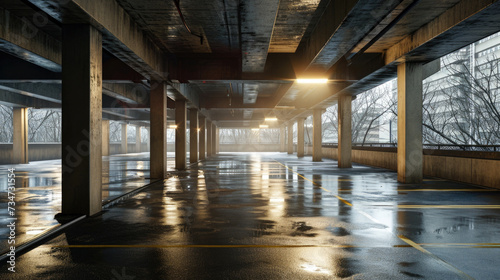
[12,107,28,164]
[207,121,213,156]
[61,24,102,216]
[212,124,217,155]
[102,120,110,156]
[312,109,322,162]
[121,123,127,154]
[189,109,198,163]
[297,118,305,157]
[338,96,352,168]
[280,126,286,152]
[199,115,206,160]
[398,62,423,183]
[175,99,187,170]
[135,125,141,153]
[287,123,293,154]
[150,82,167,179]
[145,127,150,151]
[216,127,220,154]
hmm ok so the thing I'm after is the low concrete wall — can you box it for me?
[319,146,500,189]
[220,144,281,152]
[0,143,61,164]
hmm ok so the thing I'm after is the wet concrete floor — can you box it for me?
[0,153,164,252]
[1,152,500,279]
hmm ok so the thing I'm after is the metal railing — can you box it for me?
[321,143,500,152]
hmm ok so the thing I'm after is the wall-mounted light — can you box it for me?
[265,117,278,121]
[169,125,178,129]
[197,128,201,132]
[296,78,328,84]
[259,124,269,128]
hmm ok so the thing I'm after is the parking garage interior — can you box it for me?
[0,0,500,279]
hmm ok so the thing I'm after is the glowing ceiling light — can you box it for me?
[265,117,278,121]
[296,78,328,84]
[168,125,178,129]
[259,124,269,128]
[251,128,260,131]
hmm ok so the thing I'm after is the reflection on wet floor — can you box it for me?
[0,153,160,252]
[1,152,500,279]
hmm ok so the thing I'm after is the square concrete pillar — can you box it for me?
[287,123,293,154]
[150,81,167,179]
[189,109,198,163]
[280,127,286,152]
[12,107,28,164]
[338,95,352,168]
[216,127,220,154]
[398,62,423,183]
[135,125,141,153]
[212,124,217,155]
[207,121,213,156]
[102,120,110,156]
[61,24,102,216]
[121,123,128,154]
[312,109,322,162]
[199,115,206,160]
[145,127,150,151]
[175,99,187,170]
[297,118,305,157]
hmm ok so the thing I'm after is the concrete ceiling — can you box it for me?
[1,0,500,127]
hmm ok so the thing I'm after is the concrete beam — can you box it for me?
[0,89,59,108]
[150,81,167,179]
[61,24,102,216]
[386,0,500,64]
[190,109,198,163]
[338,95,352,168]
[295,0,401,73]
[175,99,187,170]
[27,0,168,80]
[397,62,423,183]
[240,0,280,72]
[12,108,28,164]
[297,118,305,157]
[0,7,61,71]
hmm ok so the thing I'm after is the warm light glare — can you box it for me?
[251,128,260,131]
[265,117,278,121]
[296,78,328,84]
[259,124,269,128]
[169,125,178,129]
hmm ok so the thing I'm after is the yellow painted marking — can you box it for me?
[54,244,359,249]
[273,158,475,279]
[419,243,500,248]
[398,205,500,209]
[399,235,474,280]
[397,189,499,192]
[274,161,353,207]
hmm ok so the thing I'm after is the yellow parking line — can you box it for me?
[398,205,500,209]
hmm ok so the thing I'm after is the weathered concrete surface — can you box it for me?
[189,109,198,164]
[397,62,423,184]
[175,99,187,170]
[61,24,102,216]
[26,0,168,80]
[297,118,305,157]
[287,123,293,154]
[12,107,28,164]
[312,109,322,162]
[199,115,206,160]
[102,120,110,156]
[149,81,167,179]
[0,7,61,71]
[338,96,352,168]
